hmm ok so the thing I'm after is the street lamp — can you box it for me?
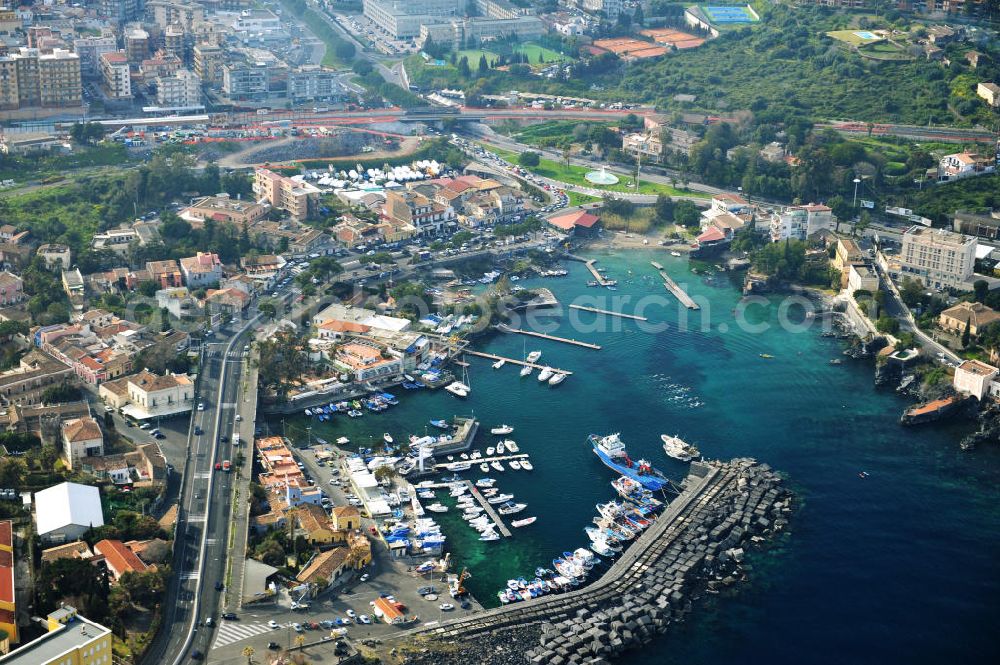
[852,178,861,207]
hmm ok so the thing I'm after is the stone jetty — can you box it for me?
[395,458,792,665]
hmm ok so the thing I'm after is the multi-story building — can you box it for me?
[363,0,464,39]
[254,167,319,221]
[163,23,186,60]
[953,209,1000,240]
[384,190,452,236]
[180,193,267,226]
[93,539,147,581]
[289,66,344,103]
[141,53,183,80]
[146,259,183,288]
[123,370,195,419]
[0,520,16,644]
[61,417,105,471]
[622,132,663,162]
[223,59,269,101]
[0,270,22,305]
[100,51,131,99]
[155,68,201,106]
[125,27,149,65]
[769,204,834,242]
[179,251,222,287]
[193,43,224,86]
[0,605,111,665]
[579,0,624,19]
[73,35,117,78]
[938,301,1000,336]
[420,16,545,49]
[899,225,976,290]
[938,152,996,181]
[953,359,998,400]
[0,350,74,408]
[978,82,1000,107]
[147,0,205,30]
[0,47,82,111]
[99,0,141,22]
[37,243,71,270]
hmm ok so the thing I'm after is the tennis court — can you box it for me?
[703,5,757,23]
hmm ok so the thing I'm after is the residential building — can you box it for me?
[61,268,85,306]
[0,271,22,305]
[622,132,663,162]
[847,264,879,294]
[579,0,624,19]
[72,35,117,78]
[122,370,195,420]
[289,66,344,103]
[253,168,319,221]
[899,226,976,290]
[294,503,337,545]
[40,540,94,564]
[296,547,349,591]
[33,482,104,543]
[146,259,183,288]
[92,228,139,253]
[333,341,403,382]
[240,254,286,285]
[156,287,200,319]
[205,287,251,314]
[383,190,452,236]
[0,520,16,644]
[37,244,71,270]
[0,350,73,408]
[976,81,999,107]
[938,152,995,181]
[147,0,204,29]
[125,28,149,65]
[769,204,835,242]
[938,301,1000,335]
[331,506,362,531]
[222,59,270,101]
[0,47,82,111]
[179,252,222,287]
[834,237,865,270]
[193,43,224,86]
[953,209,1000,240]
[953,359,998,400]
[180,194,266,226]
[93,539,147,581]
[0,606,111,665]
[362,0,465,39]
[61,417,104,470]
[155,69,201,107]
[99,51,131,99]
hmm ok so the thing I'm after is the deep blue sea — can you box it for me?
[290,249,1000,665]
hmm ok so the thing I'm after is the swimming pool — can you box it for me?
[854,31,878,40]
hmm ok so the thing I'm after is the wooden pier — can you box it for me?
[651,262,700,310]
[569,304,648,322]
[584,259,612,286]
[496,324,601,350]
[465,350,573,375]
[465,481,512,537]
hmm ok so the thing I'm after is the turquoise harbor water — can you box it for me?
[290,249,1000,665]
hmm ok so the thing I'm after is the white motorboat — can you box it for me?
[537,367,554,382]
[520,364,533,377]
[479,462,489,473]
[426,503,448,513]
[520,459,533,471]
[661,434,701,462]
[670,251,682,257]
[511,517,536,528]
[486,446,495,456]
[481,488,498,497]
[548,372,567,386]
[336,437,350,445]
[492,359,506,369]
[503,439,519,453]
[449,462,472,471]
[475,478,495,488]
[496,441,506,455]
[490,460,504,472]
[480,532,500,542]
[526,350,542,363]
[491,425,514,435]
[445,381,470,398]
[499,502,527,515]
[488,493,514,505]
[470,451,482,459]
[383,433,393,444]
[509,460,522,470]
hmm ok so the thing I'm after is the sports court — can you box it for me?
[702,5,758,24]
[640,28,706,50]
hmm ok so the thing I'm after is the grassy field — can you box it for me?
[567,191,602,207]
[516,43,571,65]
[458,49,500,66]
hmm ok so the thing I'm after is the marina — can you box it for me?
[465,350,574,375]
[568,304,649,322]
[651,261,700,310]
[495,323,602,350]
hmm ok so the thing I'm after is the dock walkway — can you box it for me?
[466,350,573,375]
[465,481,512,537]
[651,261,700,310]
[496,324,601,350]
[569,304,647,322]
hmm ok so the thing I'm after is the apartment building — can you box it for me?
[100,51,131,99]
[179,251,222,287]
[0,349,74,408]
[0,47,82,111]
[223,59,269,101]
[155,68,201,106]
[254,167,319,221]
[769,204,834,242]
[899,225,976,290]
[384,190,452,236]
[289,66,344,103]
[61,417,105,471]
[193,43,225,86]
[0,606,111,665]
[147,0,205,30]
[978,82,1000,107]
[180,193,266,226]
[73,35,117,78]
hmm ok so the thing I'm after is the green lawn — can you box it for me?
[458,49,500,67]
[567,191,602,207]
[515,43,572,65]
[826,30,882,46]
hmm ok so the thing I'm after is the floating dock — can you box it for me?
[465,350,573,375]
[496,324,601,350]
[465,481,513,537]
[651,261,700,310]
[585,259,611,286]
[568,304,648,322]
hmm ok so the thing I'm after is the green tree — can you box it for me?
[962,317,972,348]
[654,194,675,223]
[518,151,540,168]
[478,54,489,74]
[673,200,701,227]
[877,315,901,335]
[974,279,988,303]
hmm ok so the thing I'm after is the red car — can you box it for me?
[222,460,232,472]
[214,462,222,471]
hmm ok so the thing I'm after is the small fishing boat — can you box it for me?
[759,353,774,359]
[475,478,495,488]
[661,434,700,462]
[488,493,513,504]
[336,436,350,445]
[526,350,542,363]
[520,459,533,471]
[383,433,393,444]
[479,462,490,473]
[430,419,450,430]
[490,460,504,472]
[509,460,522,471]
[497,441,506,455]
[486,446,495,456]
[511,517,537,528]
[492,359,506,369]
[503,439,519,453]
[670,251,681,257]
[491,425,514,435]
[537,367,554,382]
[548,372,567,386]
[520,365,533,378]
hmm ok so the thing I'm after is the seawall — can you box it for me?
[393,457,793,664]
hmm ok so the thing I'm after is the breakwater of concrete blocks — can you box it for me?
[395,458,793,665]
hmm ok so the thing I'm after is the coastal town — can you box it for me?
[0,1,996,665]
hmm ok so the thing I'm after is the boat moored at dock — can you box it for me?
[660,434,701,461]
[589,433,670,491]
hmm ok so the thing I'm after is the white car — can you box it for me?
[346,609,357,618]
[358,614,371,624]
[197,403,205,411]
[268,620,279,629]
[439,603,454,611]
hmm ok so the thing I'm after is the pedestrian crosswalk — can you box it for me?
[212,621,283,649]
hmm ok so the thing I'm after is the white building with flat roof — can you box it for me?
[34,482,104,543]
[955,359,998,400]
[899,226,976,290]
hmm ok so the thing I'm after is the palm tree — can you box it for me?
[242,646,255,664]
[295,634,306,651]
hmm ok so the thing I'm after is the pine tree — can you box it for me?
[478,54,489,74]
[962,318,972,348]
